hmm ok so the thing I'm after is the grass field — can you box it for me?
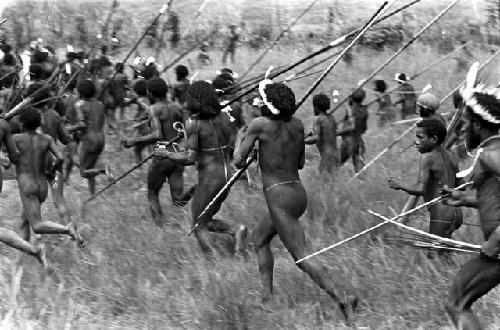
[1,0,500,328]
[1,42,499,329]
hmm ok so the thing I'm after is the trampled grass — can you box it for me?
[1,36,500,330]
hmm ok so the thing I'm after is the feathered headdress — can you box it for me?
[257,66,280,115]
[459,62,500,124]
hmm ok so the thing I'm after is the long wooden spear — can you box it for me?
[330,0,461,114]
[98,0,174,99]
[223,0,423,108]
[284,49,342,82]
[295,0,395,109]
[236,0,323,84]
[350,49,500,180]
[295,181,472,264]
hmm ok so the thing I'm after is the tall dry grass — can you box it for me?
[1,41,500,329]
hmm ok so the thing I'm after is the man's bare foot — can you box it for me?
[68,222,85,248]
[234,225,248,254]
[339,295,359,321]
[104,164,115,182]
[152,216,164,227]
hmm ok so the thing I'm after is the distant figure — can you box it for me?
[338,88,368,173]
[373,79,394,127]
[222,24,239,65]
[198,42,212,66]
[172,64,189,108]
[454,41,474,73]
[305,93,339,173]
[167,12,180,49]
[393,73,416,119]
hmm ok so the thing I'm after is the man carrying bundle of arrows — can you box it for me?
[234,79,358,319]
[154,81,247,257]
[442,81,500,330]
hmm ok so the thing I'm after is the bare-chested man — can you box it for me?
[388,118,463,238]
[338,88,368,173]
[154,81,247,255]
[374,79,394,127]
[27,83,73,224]
[234,82,358,319]
[305,93,338,173]
[67,79,112,196]
[13,108,83,248]
[0,117,49,266]
[130,79,151,162]
[442,84,500,330]
[122,77,193,226]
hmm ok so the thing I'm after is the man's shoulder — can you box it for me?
[0,118,10,131]
[479,139,500,170]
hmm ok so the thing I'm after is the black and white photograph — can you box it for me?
[0,0,499,328]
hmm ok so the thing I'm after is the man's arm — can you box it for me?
[155,119,197,166]
[1,121,19,164]
[48,135,64,169]
[299,123,305,170]
[56,114,72,145]
[234,119,261,168]
[389,156,429,196]
[123,103,161,147]
[66,101,86,132]
[337,106,354,136]
[305,117,320,145]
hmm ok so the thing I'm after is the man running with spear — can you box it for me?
[230,1,395,318]
[154,80,248,256]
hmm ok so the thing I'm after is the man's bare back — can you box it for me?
[245,116,303,189]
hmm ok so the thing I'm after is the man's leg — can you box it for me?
[446,256,500,330]
[79,142,110,196]
[265,184,358,319]
[147,159,169,226]
[0,227,47,265]
[253,216,277,302]
[64,141,78,183]
[190,183,246,254]
[168,165,194,207]
[19,186,82,246]
[49,176,71,224]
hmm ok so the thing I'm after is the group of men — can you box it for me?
[0,35,499,329]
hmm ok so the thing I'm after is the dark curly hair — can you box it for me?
[147,77,168,98]
[29,63,44,81]
[133,79,148,97]
[20,107,41,130]
[351,88,366,102]
[175,65,189,80]
[77,79,96,99]
[374,79,387,93]
[187,80,221,119]
[312,93,330,112]
[261,83,296,120]
[417,118,447,145]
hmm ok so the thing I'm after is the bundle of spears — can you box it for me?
[385,233,498,257]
